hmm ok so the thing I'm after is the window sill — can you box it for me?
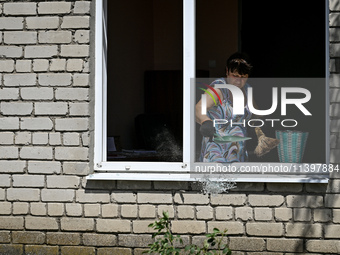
[87,172,329,183]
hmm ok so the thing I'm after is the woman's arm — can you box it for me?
[195,88,223,124]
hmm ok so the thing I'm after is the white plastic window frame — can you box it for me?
[89,0,330,182]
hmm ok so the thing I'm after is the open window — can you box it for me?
[90,0,329,182]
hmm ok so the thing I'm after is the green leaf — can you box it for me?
[213,228,220,233]
[213,135,251,143]
[185,246,191,251]
[204,242,209,249]
[223,247,231,254]
[207,238,214,243]
[163,211,169,219]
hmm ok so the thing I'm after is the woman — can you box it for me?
[196,52,253,162]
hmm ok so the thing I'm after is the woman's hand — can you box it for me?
[200,120,215,140]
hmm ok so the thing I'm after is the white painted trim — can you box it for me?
[93,0,194,172]
[87,172,329,183]
[97,162,188,172]
[93,0,104,167]
[325,0,330,165]
[183,0,196,165]
[102,0,108,162]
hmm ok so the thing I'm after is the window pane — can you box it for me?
[106,0,183,162]
[240,0,326,162]
[241,0,325,78]
[194,0,327,166]
[196,0,239,78]
[195,0,239,162]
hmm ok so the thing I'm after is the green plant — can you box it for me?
[143,211,231,255]
[184,227,231,255]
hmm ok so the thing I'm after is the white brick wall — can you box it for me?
[0,17,24,30]
[26,17,59,29]
[3,3,37,16]
[0,1,339,254]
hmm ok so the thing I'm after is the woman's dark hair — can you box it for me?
[226,52,253,76]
